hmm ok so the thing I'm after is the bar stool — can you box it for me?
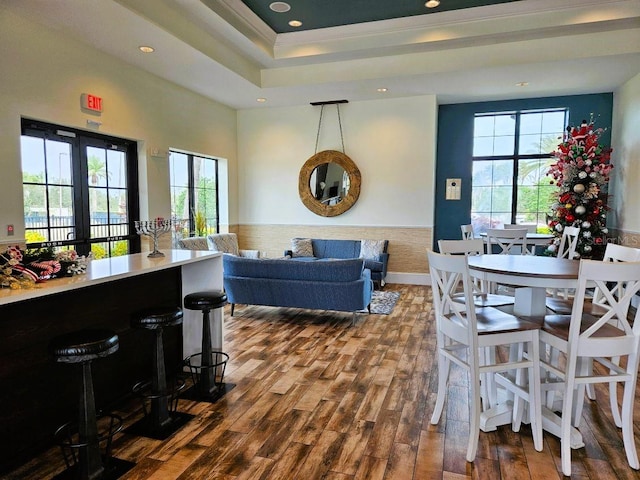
[49,328,134,480]
[182,291,231,402]
[126,306,194,440]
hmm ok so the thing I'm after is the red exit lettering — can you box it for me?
[81,93,103,112]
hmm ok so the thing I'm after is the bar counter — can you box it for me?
[0,249,223,473]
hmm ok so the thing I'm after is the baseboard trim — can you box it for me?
[386,272,430,286]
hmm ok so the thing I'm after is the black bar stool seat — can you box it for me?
[50,329,133,480]
[50,329,119,363]
[184,291,228,311]
[126,306,194,440]
[182,291,231,402]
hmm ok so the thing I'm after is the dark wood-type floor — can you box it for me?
[6,284,640,479]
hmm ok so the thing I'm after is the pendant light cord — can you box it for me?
[314,104,345,154]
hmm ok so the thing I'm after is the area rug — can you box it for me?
[367,290,401,315]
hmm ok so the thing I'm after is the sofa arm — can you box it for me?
[378,252,390,276]
[240,249,261,259]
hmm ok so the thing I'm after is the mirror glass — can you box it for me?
[299,150,360,217]
[309,162,350,206]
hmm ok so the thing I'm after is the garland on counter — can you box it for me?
[0,245,89,289]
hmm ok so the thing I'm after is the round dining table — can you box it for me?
[466,254,585,448]
[467,254,579,316]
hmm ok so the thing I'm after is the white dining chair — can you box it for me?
[546,226,581,311]
[461,224,475,240]
[485,228,528,255]
[547,241,640,314]
[504,223,537,234]
[539,259,640,477]
[427,250,543,462]
[438,238,514,308]
[546,242,640,404]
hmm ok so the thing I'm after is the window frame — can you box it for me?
[471,108,568,232]
[20,118,140,257]
[169,150,220,237]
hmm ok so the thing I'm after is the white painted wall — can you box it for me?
[237,96,437,227]
[0,10,238,243]
[611,73,640,234]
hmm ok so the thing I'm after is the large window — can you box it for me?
[21,119,139,258]
[169,151,219,238]
[471,109,567,233]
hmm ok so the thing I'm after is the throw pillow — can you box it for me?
[291,238,314,257]
[210,234,239,256]
[359,239,385,260]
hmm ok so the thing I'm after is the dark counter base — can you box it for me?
[0,268,183,474]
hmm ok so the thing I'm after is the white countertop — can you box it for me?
[0,249,222,306]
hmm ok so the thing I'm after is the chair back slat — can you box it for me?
[461,224,475,240]
[438,238,485,256]
[557,226,580,259]
[485,228,528,255]
[571,260,640,342]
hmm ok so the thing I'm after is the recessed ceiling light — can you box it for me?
[269,2,291,13]
[138,46,155,53]
[516,81,529,87]
[257,98,267,103]
[377,88,388,93]
[288,20,302,27]
[425,0,440,8]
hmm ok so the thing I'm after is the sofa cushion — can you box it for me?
[312,239,360,259]
[178,236,210,250]
[359,239,386,260]
[224,256,364,283]
[291,238,314,257]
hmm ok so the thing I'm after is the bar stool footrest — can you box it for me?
[54,413,127,475]
[182,352,234,403]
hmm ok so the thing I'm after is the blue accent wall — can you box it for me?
[434,93,613,247]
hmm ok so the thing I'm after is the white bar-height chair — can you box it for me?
[438,238,516,411]
[504,224,536,254]
[427,250,543,462]
[546,242,640,406]
[438,239,515,308]
[546,226,580,312]
[504,223,537,233]
[539,260,640,477]
[461,224,475,240]
[485,228,529,255]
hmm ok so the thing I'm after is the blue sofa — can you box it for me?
[284,238,389,289]
[223,255,373,319]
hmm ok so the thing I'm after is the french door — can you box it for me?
[21,119,140,257]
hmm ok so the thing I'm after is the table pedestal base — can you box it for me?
[514,287,548,316]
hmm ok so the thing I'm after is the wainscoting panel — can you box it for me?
[234,224,431,274]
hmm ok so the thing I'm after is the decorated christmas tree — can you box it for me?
[546,118,613,260]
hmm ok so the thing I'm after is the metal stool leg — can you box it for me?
[150,328,171,431]
[78,362,103,480]
[200,308,217,395]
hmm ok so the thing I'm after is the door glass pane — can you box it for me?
[107,150,126,188]
[21,136,46,181]
[87,145,130,243]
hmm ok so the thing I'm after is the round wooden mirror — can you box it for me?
[299,150,361,217]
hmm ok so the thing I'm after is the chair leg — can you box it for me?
[609,356,622,428]
[571,359,589,428]
[561,357,578,477]
[621,374,640,469]
[430,351,450,425]
[529,336,543,452]
[466,355,481,462]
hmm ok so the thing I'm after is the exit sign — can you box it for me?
[81,93,103,113]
